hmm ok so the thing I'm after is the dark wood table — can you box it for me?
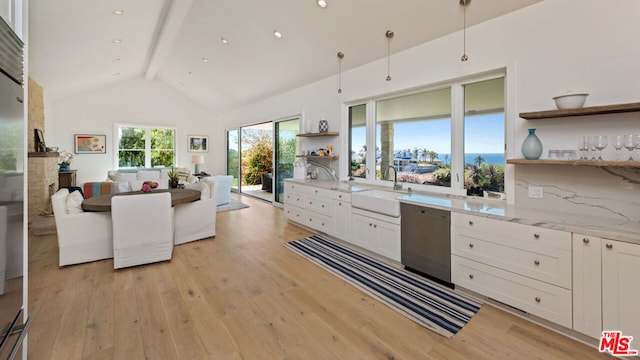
[82,189,201,212]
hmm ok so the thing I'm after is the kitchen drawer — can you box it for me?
[452,226,571,288]
[452,255,572,328]
[308,186,333,199]
[307,195,331,215]
[285,182,313,194]
[451,213,571,251]
[284,190,306,207]
[307,212,332,234]
[330,191,351,202]
[284,204,307,225]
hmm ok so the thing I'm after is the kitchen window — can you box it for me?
[349,71,505,195]
[115,125,176,168]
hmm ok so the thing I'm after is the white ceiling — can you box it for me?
[28,0,539,115]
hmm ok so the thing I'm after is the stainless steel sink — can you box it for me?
[351,189,401,217]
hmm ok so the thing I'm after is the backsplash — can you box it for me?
[514,165,640,222]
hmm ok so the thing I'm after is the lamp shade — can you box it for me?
[191,155,205,164]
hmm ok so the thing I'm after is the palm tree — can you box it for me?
[422,148,428,161]
[412,147,419,160]
[473,155,485,167]
[427,150,438,162]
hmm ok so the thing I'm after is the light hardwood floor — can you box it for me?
[27,194,613,359]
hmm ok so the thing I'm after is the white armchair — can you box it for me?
[51,188,114,266]
[111,192,174,269]
[174,181,218,245]
[201,175,233,205]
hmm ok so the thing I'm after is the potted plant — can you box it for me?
[58,150,74,172]
[168,168,179,188]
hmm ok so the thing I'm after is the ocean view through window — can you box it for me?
[349,72,505,195]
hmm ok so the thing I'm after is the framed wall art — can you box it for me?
[188,135,208,152]
[74,134,106,154]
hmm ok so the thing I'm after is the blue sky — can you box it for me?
[352,114,505,154]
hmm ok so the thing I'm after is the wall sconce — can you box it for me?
[337,51,344,94]
[192,155,205,174]
[460,0,470,62]
[385,30,394,81]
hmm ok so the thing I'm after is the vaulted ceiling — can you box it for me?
[28,0,539,115]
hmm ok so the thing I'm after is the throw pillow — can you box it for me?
[107,170,125,182]
[66,190,84,214]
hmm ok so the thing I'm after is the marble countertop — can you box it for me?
[284,178,640,245]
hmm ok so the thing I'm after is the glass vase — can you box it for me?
[522,128,543,160]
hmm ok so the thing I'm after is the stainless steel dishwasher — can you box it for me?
[400,203,451,286]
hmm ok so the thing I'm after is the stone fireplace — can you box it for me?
[27,78,59,223]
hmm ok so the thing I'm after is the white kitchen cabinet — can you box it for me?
[572,233,602,339]
[331,199,351,240]
[284,182,353,242]
[451,213,573,327]
[602,239,640,342]
[351,209,400,262]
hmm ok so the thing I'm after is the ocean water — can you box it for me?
[437,153,505,166]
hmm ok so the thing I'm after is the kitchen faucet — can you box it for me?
[384,165,402,190]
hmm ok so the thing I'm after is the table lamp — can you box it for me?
[192,155,205,174]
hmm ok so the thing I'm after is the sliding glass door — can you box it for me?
[274,118,299,203]
[227,129,239,191]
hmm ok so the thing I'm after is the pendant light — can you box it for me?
[385,30,394,81]
[460,0,470,62]
[337,51,344,94]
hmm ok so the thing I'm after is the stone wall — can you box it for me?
[28,78,44,152]
[27,77,59,222]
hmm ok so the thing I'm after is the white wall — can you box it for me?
[218,0,640,220]
[45,77,217,184]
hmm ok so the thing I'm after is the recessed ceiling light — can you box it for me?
[221,37,229,44]
[112,72,121,76]
[317,0,328,8]
[179,82,185,86]
[188,72,195,77]
[112,39,122,44]
[273,30,283,39]
[112,9,124,15]
[202,57,209,63]
[113,58,121,63]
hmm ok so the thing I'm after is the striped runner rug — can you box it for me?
[284,235,482,338]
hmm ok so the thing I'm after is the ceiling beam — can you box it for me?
[145,0,194,80]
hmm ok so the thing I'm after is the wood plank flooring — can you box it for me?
[27,194,614,359]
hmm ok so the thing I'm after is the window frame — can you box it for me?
[344,70,506,198]
[113,123,178,169]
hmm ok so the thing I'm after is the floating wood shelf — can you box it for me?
[297,132,339,137]
[296,155,339,160]
[519,102,640,120]
[507,158,640,168]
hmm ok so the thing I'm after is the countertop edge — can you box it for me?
[284,178,640,245]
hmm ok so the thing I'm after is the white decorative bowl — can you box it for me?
[552,93,589,109]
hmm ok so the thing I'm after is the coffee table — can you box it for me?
[82,189,201,212]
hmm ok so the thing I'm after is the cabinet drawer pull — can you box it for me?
[468,220,474,226]
[468,274,474,279]
[321,204,325,208]
[583,238,590,244]
[606,243,613,249]
[468,243,474,249]
[338,194,342,198]
[534,260,540,266]
[535,297,541,303]
[373,224,377,228]
[339,202,342,206]
[533,233,540,239]
[321,223,325,226]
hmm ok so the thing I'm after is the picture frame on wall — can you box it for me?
[74,134,106,154]
[188,135,208,152]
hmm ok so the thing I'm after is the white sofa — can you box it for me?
[106,168,196,192]
[201,175,233,205]
[51,188,114,266]
[174,181,218,245]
